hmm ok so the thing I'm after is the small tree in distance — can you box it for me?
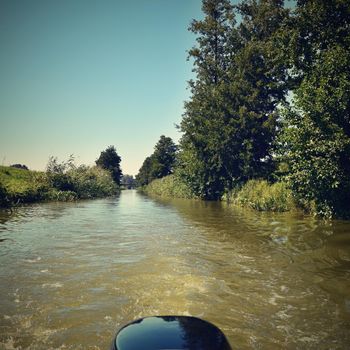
[96,146,122,186]
[136,136,177,186]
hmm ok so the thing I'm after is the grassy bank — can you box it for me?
[0,165,118,207]
[141,174,197,199]
[223,180,295,212]
[143,175,295,212]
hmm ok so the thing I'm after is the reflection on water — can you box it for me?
[113,316,231,350]
[0,190,350,349]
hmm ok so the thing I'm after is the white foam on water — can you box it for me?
[42,282,63,288]
[24,256,42,263]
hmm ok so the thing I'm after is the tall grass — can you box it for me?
[143,175,197,199]
[224,179,295,212]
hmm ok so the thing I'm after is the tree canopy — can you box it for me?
[178,0,290,199]
[277,0,350,217]
[136,136,177,186]
[96,146,122,185]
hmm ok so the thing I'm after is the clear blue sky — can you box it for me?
[0,0,205,175]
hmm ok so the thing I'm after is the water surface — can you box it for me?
[0,190,349,349]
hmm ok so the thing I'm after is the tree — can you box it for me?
[179,0,236,199]
[153,135,177,178]
[135,155,156,186]
[10,164,28,170]
[179,0,290,199]
[278,0,350,217]
[95,146,122,185]
[222,0,290,182]
[136,136,177,186]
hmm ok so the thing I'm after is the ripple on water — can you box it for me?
[0,191,350,349]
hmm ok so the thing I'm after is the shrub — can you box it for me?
[47,173,75,191]
[10,164,29,170]
[0,183,11,207]
[143,174,197,199]
[68,165,117,199]
[45,189,77,201]
[0,160,118,208]
[224,179,295,212]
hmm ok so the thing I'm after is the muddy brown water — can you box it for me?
[0,190,350,349]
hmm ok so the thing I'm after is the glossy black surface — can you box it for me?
[111,316,232,350]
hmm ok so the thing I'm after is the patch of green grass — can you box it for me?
[0,166,48,205]
[224,179,295,212]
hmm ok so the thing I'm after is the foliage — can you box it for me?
[152,135,177,178]
[143,175,197,199]
[174,0,350,217]
[96,146,122,185]
[224,179,295,212]
[46,155,75,191]
[136,156,155,187]
[179,0,290,199]
[67,165,117,199]
[46,155,75,174]
[121,174,136,189]
[0,182,10,207]
[0,166,50,205]
[0,157,118,207]
[136,136,177,186]
[10,164,29,170]
[278,46,350,218]
[277,0,350,218]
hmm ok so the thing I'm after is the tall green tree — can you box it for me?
[223,0,290,182]
[278,0,350,217]
[179,0,236,199]
[96,146,122,185]
[135,156,155,187]
[136,136,177,186]
[153,135,177,178]
[179,0,290,199]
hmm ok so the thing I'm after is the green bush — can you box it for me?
[143,174,197,199]
[68,165,117,199]
[0,183,11,207]
[0,162,118,208]
[224,180,295,212]
[47,173,75,191]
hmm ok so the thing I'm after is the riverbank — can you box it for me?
[141,175,197,199]
[142,175,296,213]
[0,165,118,207]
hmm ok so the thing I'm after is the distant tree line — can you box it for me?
[10,164,29,170]
[136,0,350,218]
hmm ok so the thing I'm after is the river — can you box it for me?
[0,190,349,349]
